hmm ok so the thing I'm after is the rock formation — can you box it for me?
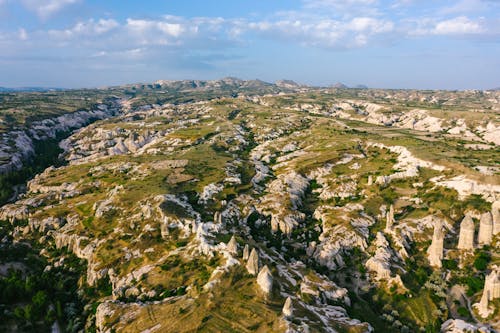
[242,244,250,260]
[441,319,492,333]
[282,297,293,317]
[246,248,259,275]
[457,214,474,250]
[492,201,500,235]
[256,265,273,296]
[427,220,444,268]
[474,266,500,318]
[214,211,222,224]
[385,204,394,232]
[365,232,392,280]
[477,212,493,246]
[226,235,238,255]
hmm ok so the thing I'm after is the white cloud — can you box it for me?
[21,0,80,19]
[248,16,394,48]
[303,0,378,8]
[348,17,394,33]
[48,19,119,39]
[433,16,484,35]
[126,19,185,38]
[18,28,28,40]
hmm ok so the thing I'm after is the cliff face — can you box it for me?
[0,99,123,175]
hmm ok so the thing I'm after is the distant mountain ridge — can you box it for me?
[0,87,63,92]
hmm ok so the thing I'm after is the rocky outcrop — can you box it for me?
[385,204,394,232]
[457,214,474,250]
[492,201,500,235]
[474,266,500,318]
[432,175,500,202]
[312,204,374,270]
[282,297,293,317]
[441,319,493,333]
[242,244,250,260]
[246,248,259,275]
[477,212,493,246]
[95,301,116,333]
[0,100,122,174]
[226,235,238,255]
[256,265,273,296]
[427,220,444,268]
[366,232,392,280]
[370,143,445,186]
[257,171,309,235]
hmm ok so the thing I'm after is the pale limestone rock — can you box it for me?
[95,301,115,333]
[365,232,392,280]
[257,265,273,295]
[441,319,492,333]
[457,214,474,250]
[246,248,259,275]
[385,204,394,231]
[477,212,493,246]
[427,220,444,268]
[243,244,250,260]
[367,175,373,186]
[214,211,222,224]
[492,201,500,235]
[282,296,293,317]
[474,266,500,318]
[226,235,238,255]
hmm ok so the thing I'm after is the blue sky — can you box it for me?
[0,0,499,89]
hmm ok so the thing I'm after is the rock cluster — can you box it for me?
[365,232,392,280]
[441,319,492,333]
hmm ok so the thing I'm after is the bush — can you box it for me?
[443,259,458,270]
[466,276,484,296]
[473,251,491,271]
[457,307,469,317]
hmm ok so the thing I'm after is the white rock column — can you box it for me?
[385,204,394,232]
[257,265,273,296]
[474,266,500,318]
[427,220,444,268]
[226,235,238,255]
[492,201,500,235]
[282,297,293,317]
[246,248,259,275]
[457,214,475,250]
[477,212,493,246]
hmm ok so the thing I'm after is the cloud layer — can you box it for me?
[0,0,498,88]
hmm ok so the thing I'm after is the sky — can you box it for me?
[0,0,499,89]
